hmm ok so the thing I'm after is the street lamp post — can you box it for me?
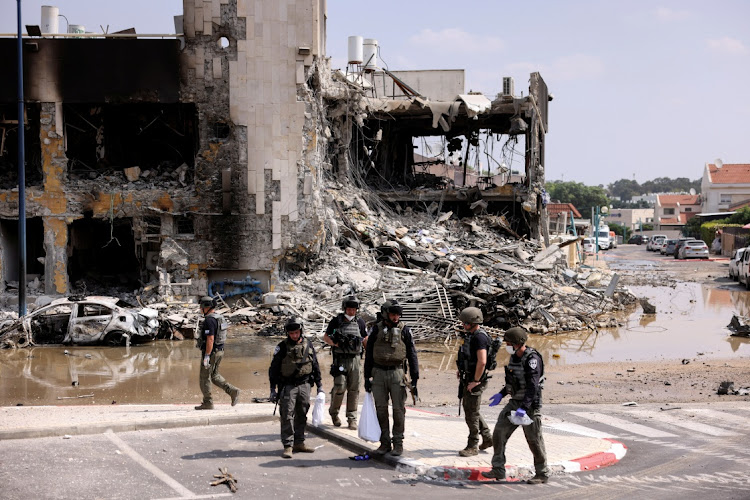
[592,205,609,261]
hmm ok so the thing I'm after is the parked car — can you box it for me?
[582,237,595,253]
[673,238,695,259]
[739,250,750,288]
[659,239,669,254]
[678,240,709,259]
[664,239,679,256]
[729,247,746,280]
[628,234,644,245]
[0,296,160,347]
[647,235,667,251]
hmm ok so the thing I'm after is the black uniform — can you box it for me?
[458,328,493,449]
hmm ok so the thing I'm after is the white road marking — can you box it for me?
[105,430,196,498]
[570,412,678,438]
[688,409,750,429]
[543,415,616,438]
[637,410,737,437]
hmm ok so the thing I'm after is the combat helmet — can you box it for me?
[342,295,360,310]
[284,316,304,333]
[458,307,483,325]
[199,296,216,309]
[503,326,528,345]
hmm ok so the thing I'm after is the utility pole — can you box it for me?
[16,0,27,316]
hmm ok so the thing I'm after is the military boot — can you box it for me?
[526,474,549,484]
[479,436,493,451]
[194,402,214,410]
[230,389,240,407]
[281,446,293,459]
[331,414,342,427]
[390,444,403,456]
[458,446,479,457]
[293,442,315,453]
[347,419,358,430]
[482,468,506,480]
[371,443,392,455]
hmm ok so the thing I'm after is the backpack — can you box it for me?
[485,333,502,372]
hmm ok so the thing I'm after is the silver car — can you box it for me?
[0,297,160,348]
[678,240,709,260]
[729,247,746,280]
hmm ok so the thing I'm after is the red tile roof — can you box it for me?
[657,194,700,206]
[660,213,696,225]
[706,163,750,184]
[546,203,582,218]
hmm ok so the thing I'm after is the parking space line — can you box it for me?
[570,412,678,438]
[105,430,196,498]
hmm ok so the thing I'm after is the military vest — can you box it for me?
[456,329,491,379]
[206,312,228,345]
[372,321,407,366]
[506,347,544,402]
[332,316,363,355]
[280,339,313,379]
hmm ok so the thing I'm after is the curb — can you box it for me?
[308,423,628,481]
[0,413,276,441]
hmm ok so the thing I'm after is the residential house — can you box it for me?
[701,163,750,213]
[545,203,581,235]
[655,194,701,231]
[606,208,654,231]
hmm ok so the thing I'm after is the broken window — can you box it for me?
[143,216,162,236]
[68,216,141,291]
[174,215,194,235]
[64,103,197,182]
[0,217,45,284]
[0,104,43,189]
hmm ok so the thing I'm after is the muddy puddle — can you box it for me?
[1,282,748,406]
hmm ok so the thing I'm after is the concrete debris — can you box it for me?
[727,314,750,337]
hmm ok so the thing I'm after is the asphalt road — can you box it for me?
[1,402,748,500]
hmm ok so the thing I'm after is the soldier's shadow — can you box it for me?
[182,433,282,460]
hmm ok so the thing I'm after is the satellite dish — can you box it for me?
[689,188,696,195]
[715,158,724,168]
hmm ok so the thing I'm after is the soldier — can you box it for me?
[363,299,419,457]
[483,327,549,484]
[456,307,493,457]
[323,295,368,430]
[269,317,324,459]
[195,296,240,410]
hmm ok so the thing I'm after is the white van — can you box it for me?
[593,225,611,250]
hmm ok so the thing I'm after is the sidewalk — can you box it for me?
[0,402,625,481]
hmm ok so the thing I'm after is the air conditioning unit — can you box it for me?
[502,77,514,96]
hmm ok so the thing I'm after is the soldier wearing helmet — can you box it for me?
[455,307,493,457]
[483,326,549,484]
[323,295,368,429]
[195,296,240,410]
[363,299,419,457]
[269,317,323,458]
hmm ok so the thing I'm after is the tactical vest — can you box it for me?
[206,312,228,346]
[332,316,362,355]
[506,347,544,402]
[280,339,313,379]
[372,321,407,366]
[456,329,491,379]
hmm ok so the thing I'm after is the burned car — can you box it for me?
[0,296,160,348]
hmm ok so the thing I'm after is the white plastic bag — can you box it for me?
[358,392,381,442]
[508,411,533,426]
[311,391,326,427]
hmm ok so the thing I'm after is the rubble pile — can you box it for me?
[267,186,637,339]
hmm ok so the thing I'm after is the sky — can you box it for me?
[2,0,749,187]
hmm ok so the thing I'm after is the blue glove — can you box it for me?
[515,408,527,418]
[317,386,325,395]
[488,392,504,407]
[202,355,210,368]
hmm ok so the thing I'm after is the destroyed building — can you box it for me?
[0,0,550,304]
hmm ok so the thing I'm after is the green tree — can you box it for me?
[546,181,608,220]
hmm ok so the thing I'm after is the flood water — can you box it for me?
[1,282,748,406]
